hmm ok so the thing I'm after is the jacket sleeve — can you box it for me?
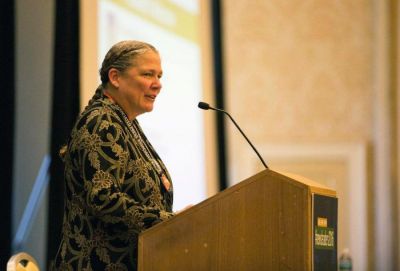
[72,110,173,233]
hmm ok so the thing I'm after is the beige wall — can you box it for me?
[223,1,372,143]
[222,0,398,270]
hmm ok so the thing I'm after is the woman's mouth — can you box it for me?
[145,94,156,101]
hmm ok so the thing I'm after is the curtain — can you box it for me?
[47,0,80,266]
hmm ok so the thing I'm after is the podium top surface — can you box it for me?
[227,169,336,198]
[273,170,336,197]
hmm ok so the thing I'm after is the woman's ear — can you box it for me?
[108,68,120,88]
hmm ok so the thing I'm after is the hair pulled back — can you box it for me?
[99,40,158,86]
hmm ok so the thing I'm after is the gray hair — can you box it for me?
[99,40,158,85]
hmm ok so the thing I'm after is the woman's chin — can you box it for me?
[145,102,155,112]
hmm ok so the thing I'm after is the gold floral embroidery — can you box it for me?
[128,158,150,178]
[95,247,110,263]
[52,96,173,271]
[143,176,155,193]
[91,229,107,247]
[68,196,83,220]
[111,141,124,155]
[105,263,128,271]
[88,151,100,169]
[91,170,114,190]
[148,185,163,206]
[99,120,110,131]
[61,242,67,259]
[85,109,100,124]
[84,133,102,153]
[58,262,73,271]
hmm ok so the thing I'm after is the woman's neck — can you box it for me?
[103,87,137,121]
[103,89,116,103]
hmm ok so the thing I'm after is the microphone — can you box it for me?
[198,101,269,169]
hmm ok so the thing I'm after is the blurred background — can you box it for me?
[1,0,399,270]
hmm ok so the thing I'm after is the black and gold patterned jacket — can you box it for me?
[51,91,173,271]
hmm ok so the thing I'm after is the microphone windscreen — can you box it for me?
[198,102,210,110]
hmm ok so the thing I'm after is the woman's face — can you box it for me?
[116,50,163,119]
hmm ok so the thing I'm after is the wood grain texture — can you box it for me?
[139,170,336,270]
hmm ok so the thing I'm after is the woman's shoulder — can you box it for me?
[69,100,128,150]
[77,99,123,129]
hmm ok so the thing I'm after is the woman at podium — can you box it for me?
[50,40,174,271]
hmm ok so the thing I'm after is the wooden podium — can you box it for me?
[138,169,337,271]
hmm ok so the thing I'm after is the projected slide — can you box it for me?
[98,0,206,210]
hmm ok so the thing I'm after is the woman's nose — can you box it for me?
[155,77,162,88]
[152,77,162,91]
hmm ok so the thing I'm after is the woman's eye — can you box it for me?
[142,72,162,79]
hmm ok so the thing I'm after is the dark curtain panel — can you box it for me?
[211,0,227,191]
[47,0,80,267]
[0,0,15,267]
